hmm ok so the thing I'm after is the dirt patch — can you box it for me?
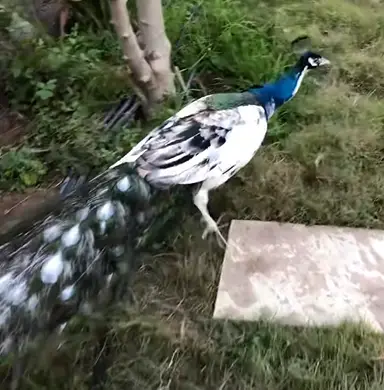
[0,187,60,243]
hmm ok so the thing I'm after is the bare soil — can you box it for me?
[0,188,59,241]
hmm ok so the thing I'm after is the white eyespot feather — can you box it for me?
[41,251,64,284]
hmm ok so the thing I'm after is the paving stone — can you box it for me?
[213,220,384,332]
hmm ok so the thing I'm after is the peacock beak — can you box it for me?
[319,57,331,66]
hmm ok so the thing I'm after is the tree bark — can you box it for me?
[109,0,174,111]
[109,0,154,104]
[136,0,175,102]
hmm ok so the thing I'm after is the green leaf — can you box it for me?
[20,172,38,187]
[35,89,54,100]
[47,79,57,87]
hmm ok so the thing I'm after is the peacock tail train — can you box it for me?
[0,162,161,357]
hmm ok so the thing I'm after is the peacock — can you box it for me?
[110,36,330,246]
[0,36,330,388]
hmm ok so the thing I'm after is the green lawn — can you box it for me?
[2,0,384,388]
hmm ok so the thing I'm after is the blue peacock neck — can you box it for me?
[248,60,308,120]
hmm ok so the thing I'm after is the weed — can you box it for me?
[0,147,47,190]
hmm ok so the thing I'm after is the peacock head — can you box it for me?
[247,36,331,119]
[291,36,330,70]
[296,51,330,70]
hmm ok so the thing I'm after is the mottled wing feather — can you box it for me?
[110,92,260,169]
[110,92,266,189]
[139,109,240,167]
[110,95,213,169]
[135,104,266,187]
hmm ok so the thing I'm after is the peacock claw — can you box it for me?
[201,222,228,248]
[200,217,245,253]
[216,233,227,249]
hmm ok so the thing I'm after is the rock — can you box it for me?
[214,220,384,333]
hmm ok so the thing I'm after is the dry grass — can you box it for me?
[2,0,384,388]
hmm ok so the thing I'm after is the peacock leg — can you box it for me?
[193,188,228,247]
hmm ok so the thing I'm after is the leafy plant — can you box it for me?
[7,28,127,111]
[34,79,57,101]
[0,148,47,190]
[0,25,139,188]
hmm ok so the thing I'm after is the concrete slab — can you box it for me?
[213,220,384,332]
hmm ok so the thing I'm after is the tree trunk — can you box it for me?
[109,0,174,112]
[136,0,175,102]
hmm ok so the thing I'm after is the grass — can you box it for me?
[2,0,384,388]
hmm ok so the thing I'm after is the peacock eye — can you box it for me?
[308,57,318,67]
